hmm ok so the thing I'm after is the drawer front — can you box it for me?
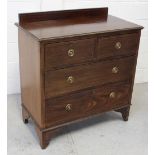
[45,38,95,70]
[97,33,140,59]
[45,56,136,99]
[45,83,130,127]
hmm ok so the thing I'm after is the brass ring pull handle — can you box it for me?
[65,104,72,111]
[112,67,119,74]
[68,49,75,57]
[67,76,74,84]
[109,92,116,99]
[115,42,121,49]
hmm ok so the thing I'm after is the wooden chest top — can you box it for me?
[15,8,143,41]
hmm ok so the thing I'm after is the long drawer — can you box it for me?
[45,83,131,128]
[45,56,136,99]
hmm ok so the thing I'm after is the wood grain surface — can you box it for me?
[45,38,95,70]
[45,56,136,99]
[18,29,44,128]
[45,83,130,128]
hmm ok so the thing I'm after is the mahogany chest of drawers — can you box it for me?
[15,8,143,149]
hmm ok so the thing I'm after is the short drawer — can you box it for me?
[45,56,136,99]
[45,83,130,127]
[97,33,140,59]
[45,38,95,70]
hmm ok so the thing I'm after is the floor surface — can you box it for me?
[7,83,148,155]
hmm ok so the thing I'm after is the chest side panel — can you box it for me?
[19,29,44,128]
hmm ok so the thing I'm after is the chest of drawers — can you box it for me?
[15,8,143,149]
